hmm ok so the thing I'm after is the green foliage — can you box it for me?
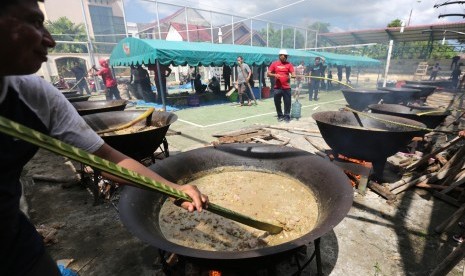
[258,27,306,49]
[45,17,88,53]
[387,19,403,27]
[308,22,330,33]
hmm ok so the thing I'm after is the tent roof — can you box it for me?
[318,21,465,46]
[109,37,381,68]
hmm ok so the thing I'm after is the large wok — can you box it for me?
[368,104,450,129]
[59,89,79,96]
[378,87,422,104]
[341,89,389,111]
[312,111,426,180]
[118,144,353,265]
[401,84,436,98]
[405,80,453,89]
[72,99,128,116]
[83,110,177,161]
[66,95,91,102]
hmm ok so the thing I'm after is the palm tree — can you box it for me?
[45,17,88,53]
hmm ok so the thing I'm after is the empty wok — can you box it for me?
[118,144,353,264]
[401,84,436,98]
[341,89,389,111]
[378,87,422,104]
[83,110,177,161]
[312,110,426,180]
[66,95,91,102]
[60,89,79,96]
[72,99,128,116]
[405,80,453,89]
[368,104,450,129]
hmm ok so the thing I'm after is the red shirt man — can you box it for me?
[267,49,296,122]
[269,58,295,90]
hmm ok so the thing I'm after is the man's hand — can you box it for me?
[176,184,209,212]
[459,130,465,138]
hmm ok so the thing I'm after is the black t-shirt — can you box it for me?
[70,65,86,80]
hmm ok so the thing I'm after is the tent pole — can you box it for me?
[155,60,166,110]
[383,40,394,87]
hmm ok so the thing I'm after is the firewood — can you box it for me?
[426,163,441,173]
[429,241,465,276]
[429,163,465,184]
[212,126,265,137]
[416,183,464,192]
[387,173,421,191]
[435,154,448,166]
[405,136,462,171]
[431,191,462,207]
[270,134,291,145]
[438,145,465,177]
[265,125,321,134]
[368,181,397,201]
[391,172,438,194]
[304,136,329,152]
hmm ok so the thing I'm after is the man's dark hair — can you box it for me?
[0,0,44,13]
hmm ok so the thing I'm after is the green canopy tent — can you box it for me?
[109,37,380,106]
[109,37,322,67]
[109,37,380,67]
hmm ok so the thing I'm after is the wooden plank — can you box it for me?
[212,126,266,137]
[430,237,465,276]
[368,181,397,201]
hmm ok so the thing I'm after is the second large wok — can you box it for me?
[83,110,177,161]
[72,99,128,116]
[312,111,426,179]
[118,144,353,264]
[368,104,450,129]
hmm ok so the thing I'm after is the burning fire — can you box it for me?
[338,154,369,166]
[344,170,361,187]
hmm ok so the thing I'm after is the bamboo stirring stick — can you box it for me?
[343,106,459,135]
[96,107,155,135]
[0,116,283,234]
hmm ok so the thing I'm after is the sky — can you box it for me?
[123,0,465,32]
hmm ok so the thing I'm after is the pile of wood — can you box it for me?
[379,135,465,205]
[212,126,291,146]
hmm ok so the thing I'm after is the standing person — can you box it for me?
[222,64,231,91]
[345,65,352,84]
[307,57,323,101]
[429,63,441,81]
[189,66,196,92]
[295,61,306,96]
[90,58,121,100]
[337,64,344,86]
[451,55,460,70]
[130,65,156,102]
[67,61,90,95]
[0,1,208,275]
[327,69,333,90]
[451,65,462,91]
[257,64,267,88]
[148,64,172,105]
[236,56,253,106]
[267,49,295,122]
[320,58,327,90]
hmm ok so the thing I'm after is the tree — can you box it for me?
[258,26,306,49]
[45,17,88,53]
[308,22,330,48]
[387,19,403,27]
[308,22,330,33]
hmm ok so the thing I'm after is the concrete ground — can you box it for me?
[22,85,465,275]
